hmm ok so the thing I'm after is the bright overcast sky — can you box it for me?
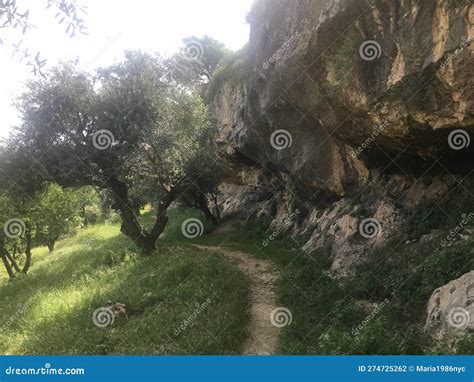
[0,0,254,137]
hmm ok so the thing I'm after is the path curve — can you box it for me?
[192,244,280,355]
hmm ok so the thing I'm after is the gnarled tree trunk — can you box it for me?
[5,250,20,273]
[0,246,15,281]
[210,193,221,222]
[149,190,176,242]
[197,197,219,225]
[182,192,220,226]
[22,225,32,274]
[47,236,58,253]
[107,177,176,255]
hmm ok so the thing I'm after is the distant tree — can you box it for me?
[33,183,82,252]
[0,142,91,279]
[167,35,228,96]
[0,190,36,279]
[15,52,221,254]
[0,181,92,278]
[177,144,223,224]
[0,142,46,277]
[0,193,18,280]
[74,186,102,226]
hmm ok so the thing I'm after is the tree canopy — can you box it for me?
[13,51,222,254]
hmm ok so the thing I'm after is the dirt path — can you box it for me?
[192,244,280,355]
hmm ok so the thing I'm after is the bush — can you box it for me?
[205,45,248,102]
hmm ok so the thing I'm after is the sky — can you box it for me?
[0,0,254,137]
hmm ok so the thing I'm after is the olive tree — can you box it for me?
[15,51,220,254]
[0,142,46,278]
[0,193,19,280]
[33,183,83,252]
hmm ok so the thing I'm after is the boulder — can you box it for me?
[424,271,474,340]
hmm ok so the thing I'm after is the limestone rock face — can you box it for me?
[424,271,474,340]
[213,0,473,197]
[211,0,473,275]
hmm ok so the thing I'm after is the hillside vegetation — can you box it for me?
[0,209,249,355]
[2,208,472,355]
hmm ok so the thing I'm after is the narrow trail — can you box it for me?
[192,244,280,355]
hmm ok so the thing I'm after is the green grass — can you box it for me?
[1,205,472,355]
[189,212,473,355]
[0,216,250,355]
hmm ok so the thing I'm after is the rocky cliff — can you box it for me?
[210,0,473,342]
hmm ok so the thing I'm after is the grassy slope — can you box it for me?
[0,211,250,355]
[191,215,473,355]
[1,203,473,355]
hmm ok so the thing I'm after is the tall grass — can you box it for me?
[1,205,472,355]
[0,215,249,355]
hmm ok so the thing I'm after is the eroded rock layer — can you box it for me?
[211,0,473,277]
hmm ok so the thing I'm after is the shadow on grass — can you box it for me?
[1,232,250,355]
